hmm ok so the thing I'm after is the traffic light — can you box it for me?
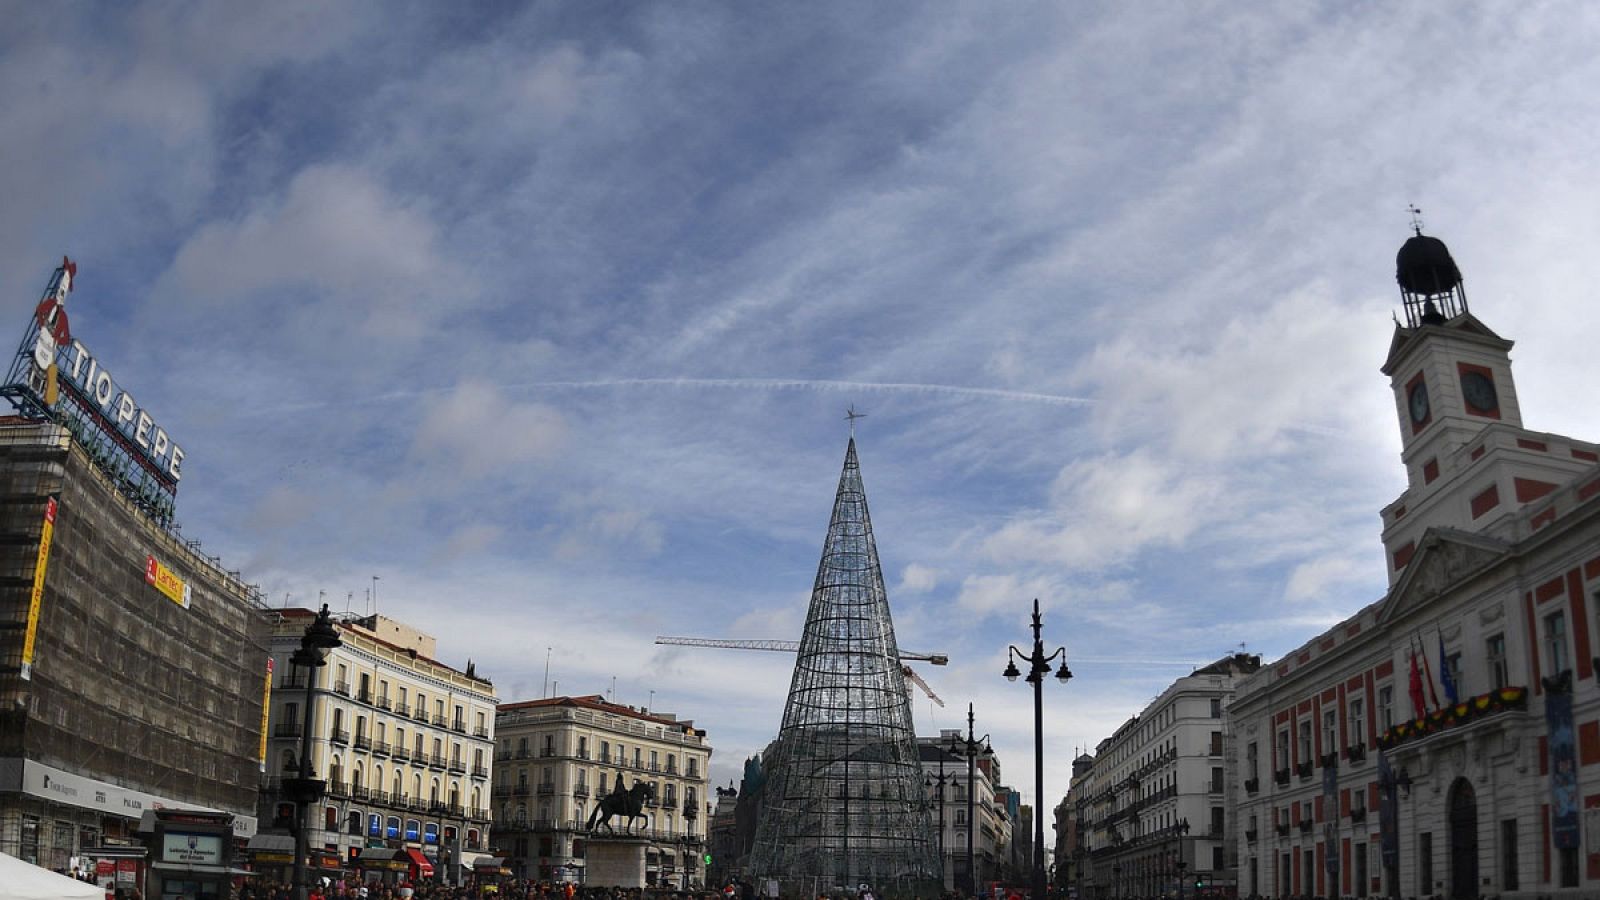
[704,854,713,865]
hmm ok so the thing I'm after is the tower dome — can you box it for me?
[1396,230,1468,327]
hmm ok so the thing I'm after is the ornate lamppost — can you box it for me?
[926,744,957,889]
[1003,599,1072,900]
[286,605,342,900]
[1170,818,1189,900]
[949,704,992,897]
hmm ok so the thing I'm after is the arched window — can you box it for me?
[430,778,441,804]
[351,766,363,792]
[393,772,403,799]
[347,811,362,835]
[325,807,337,831]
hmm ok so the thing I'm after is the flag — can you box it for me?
[1419,634,1442,709]
[1407,645,1427,718]
[1438,631,1458,705]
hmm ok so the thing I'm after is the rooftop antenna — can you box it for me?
[610,675,617,702]
[344,591,354,615]
[647,689,655,712]
[282,592,291,609]
[543,647,552,698]
[1407,204,1424,236]
[371,574,380,617]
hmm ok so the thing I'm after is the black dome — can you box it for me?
[1396,234,1462,296]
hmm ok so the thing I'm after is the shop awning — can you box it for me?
[405,849,434,876]
[246,834,296,853]
[150,862,257,876]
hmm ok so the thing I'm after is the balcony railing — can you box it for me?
[1244,829,1258,842]
[395,702,410,717]
[474,726,489,738]
[333,681,351,697]
[540,747,557,758]
[1298,819,1313,834]
[1243,777,1259,795]
[392,747,410,763]
[1294,761,1313,779]
[372,741,391,757]
[574,784,590,798]
[1319,752,1338,769]
[448,758,467,773]
[684,805,698,819]
[537,782,556,795]
[472,765,488,778]
[1348,743,1367,762]
[1275,823,1290,837]
[377,696,392,711]
[1350,807,1367,824]
[355,734,372,751]
[273,723,303,738]
[513,784,530,796]
[414,708,429,722]
[1273,768,1290,786]
[1208,781,1223,794]
[433,714,449,727]
[328,781,349,799]
[452,720,467,734]
[356,689,373,704]
[331,729,350,745]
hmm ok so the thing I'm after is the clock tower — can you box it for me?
[1378,226,1600,583]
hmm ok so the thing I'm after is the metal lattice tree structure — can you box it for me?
[749,438,939,896]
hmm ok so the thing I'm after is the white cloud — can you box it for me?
[411,379,568,478]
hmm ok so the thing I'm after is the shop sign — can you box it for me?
[19,495,57,680]
[145,554,191,608]
[19,759,258,837]
[162,833,223,865]
[58,339,185,482]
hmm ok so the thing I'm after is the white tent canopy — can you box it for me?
[0,852,103,900]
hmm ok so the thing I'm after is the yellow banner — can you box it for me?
[20,496,57,680]
[259,659,274,771]
[144,554,190,608]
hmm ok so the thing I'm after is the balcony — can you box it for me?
[537,782,556,795]
[472,765,488,779]
[1350,807,1367,824]
[1348,743,1367,762]
[413,708,429,723]
[1298,819,1313,834]
[1275,823,1290,838]
[452,720,467,734]
[331,729,351,746]
[395,703,410,717]
[377,696,392,711]
[683,804,698,819]
[599,754,612,765]
[433,714,449,728]
[540,747,557,758]
[1243,777,1259,795]
[513,784,531,797]
[429,754,448,771]
[372,741,391,757]
[576,749,590,760]
[282,675,308,690]
[574,784,590,798]
[448,758,467,774]
[356,689,373,705]
[1295,761,1314,779]
[273,723,303,738]
[355,734,372,751]
[333,681,351,698]
[474,726,490,738]
[351,785,370,802]
[1245,829,1258,843]
[1273,768,1290,787]
[328,781,349,799]
[468,807,490,822]
[392,747,411,763]
[1319,752,1338,769]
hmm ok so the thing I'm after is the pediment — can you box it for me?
[1378,527,1510,623]
[1380,313,1515,375]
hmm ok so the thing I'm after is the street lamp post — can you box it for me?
[1171,817,1189,900]
[949,704,991,898]
[926,746,954,890]
[286,605,343,900]
[1003,599,1072,900]
[1111,865,1120,900]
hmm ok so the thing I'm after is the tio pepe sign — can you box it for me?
[57,339,185,482]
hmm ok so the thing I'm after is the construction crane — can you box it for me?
[654,635,949,706]
[654,635,948,665]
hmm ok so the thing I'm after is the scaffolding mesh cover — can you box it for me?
[749,438,938,894]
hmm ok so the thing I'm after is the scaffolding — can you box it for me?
[749,438,939,896]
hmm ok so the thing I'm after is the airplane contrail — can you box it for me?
[265,377,1095,414]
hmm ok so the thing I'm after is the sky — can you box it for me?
[7,1,1600,829]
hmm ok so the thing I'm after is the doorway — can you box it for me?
[1447,777,1479,898]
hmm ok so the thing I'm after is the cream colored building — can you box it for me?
[494,695,713,887]
[920,732,1009,890]
[262,610,498,878]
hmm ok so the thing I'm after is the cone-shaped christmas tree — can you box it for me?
[749,438,938,895]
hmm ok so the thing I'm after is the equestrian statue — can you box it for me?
[585,774,655,835]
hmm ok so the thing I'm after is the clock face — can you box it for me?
[1408,381,1430,424]
[1461,370,1499,413]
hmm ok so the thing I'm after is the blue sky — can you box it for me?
[7,2,1600,818]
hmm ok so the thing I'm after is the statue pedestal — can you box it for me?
[584,836,648,888]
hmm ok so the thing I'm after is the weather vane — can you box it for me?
[1408,204,1424,235]
[845,405,866,437]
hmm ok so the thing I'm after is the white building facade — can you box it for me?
[263,611,498,878]
[1079,654,1261,899]
[494,695,712,888]
[1230,230,1600,898]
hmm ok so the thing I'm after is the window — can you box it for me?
[1323,710,1337,754]
[601,741,610,763]
[1246,741,1258,779]
[1419,832,1432,896]
[1275,730,1289,770]
[1210,698,1222,718]
[1446,652,1463,698]
[1546,611,1569,676]
[1502,819,1518,891]
[1487,634,1508,689]
[1350,697,1365,746]
[1377,685,1394,731]
[1297,721,1311,763]
[1209,731,1223,756]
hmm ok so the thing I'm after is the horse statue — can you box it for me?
[585,781,655,834]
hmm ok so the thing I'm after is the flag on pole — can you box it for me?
[1407,644,1427,718]
[1438,631,1458,705]
[1419,633,1442,709]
